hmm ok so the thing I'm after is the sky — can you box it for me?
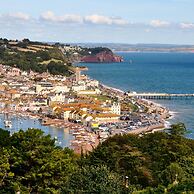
[0,0,194,44]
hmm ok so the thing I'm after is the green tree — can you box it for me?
[0,148,14,190]
[64,165,129,194]
[1,128,77,193]
[169,123,187,136]
[0,128,10,147]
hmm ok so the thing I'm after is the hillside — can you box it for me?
[0,123,194,193]
[0,38,73,76]
[0,39,123,76]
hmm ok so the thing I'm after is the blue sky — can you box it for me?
[0,0,194,44]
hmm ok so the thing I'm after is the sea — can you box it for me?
[80,52,194,138]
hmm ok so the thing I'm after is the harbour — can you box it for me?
[0,113,74,148]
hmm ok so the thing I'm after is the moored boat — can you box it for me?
[4,120,12,128]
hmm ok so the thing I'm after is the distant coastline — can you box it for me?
[115,50,194,53]
[69,43,194,53]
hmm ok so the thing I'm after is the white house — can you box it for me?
[111,102,121,115]
[77,89,101,95]
[49,93,66,103]
[53,85,69,93]
[35,82,53,94]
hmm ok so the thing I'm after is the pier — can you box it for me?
[128,93,194,100]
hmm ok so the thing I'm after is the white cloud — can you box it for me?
[180,22,194,29]
[40,12,128,26]
[7,12,30,21]
[84,14,128,25]
[40,11,83,23]
[150,20,171,28]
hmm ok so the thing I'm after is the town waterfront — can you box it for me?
[80,52,194,138]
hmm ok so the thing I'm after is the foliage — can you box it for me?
[47,61,71,76]
[85,123,194,191]
[169,122,187,136]
[0,123,194,193]
[0,40,72,76]
[0,128,10,147]
[64,165,130,194]
[88,47,112,55]
[0,128,77,193]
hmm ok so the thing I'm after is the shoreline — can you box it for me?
[97,78,171,132]
[100,83,125,94]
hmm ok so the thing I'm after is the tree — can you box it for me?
[0,128,77,193]
[169,123,187,136]
[0,128,10,147]
[85,129,194,190]
[160,163,186,186]
[0,148,14,190]
[64,165,129,194]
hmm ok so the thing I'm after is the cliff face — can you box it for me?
[81,51,123,63]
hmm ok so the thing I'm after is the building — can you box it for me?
[111,102,121,115]
[9,67,21,77]
[75,67,81,82]
[77,89,101,95]
[86,79,99,87]
[93,113,120,123]
[48,93,66,103]
[72,82,86,92]
[35,82,53,94]
[53,85,69,93]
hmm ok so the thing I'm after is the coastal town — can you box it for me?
[0,62,170,154]
[2,1,194,193]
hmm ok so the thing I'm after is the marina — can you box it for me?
[0,113,74,148]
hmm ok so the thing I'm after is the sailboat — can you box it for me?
[4,112,12,128]
[4,120,12,128]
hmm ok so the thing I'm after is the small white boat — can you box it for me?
[4,120,12,128]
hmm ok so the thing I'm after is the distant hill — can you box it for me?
[67,43,194,53]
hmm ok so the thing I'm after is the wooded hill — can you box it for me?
[0,123,194,193]
[0,38,72,76]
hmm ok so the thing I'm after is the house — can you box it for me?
[72,81,86,92]
[48,92,66,103]
[7,89,21,99]
[86,79,99,87]
[53,85,69,93]
[9,67,21,77]
[111,102,121,115]
[63,108,74,120]
[93,113,120,123]
[77,89,101,95]
[35,82,53,94]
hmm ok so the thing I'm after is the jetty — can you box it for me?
[128,93,194,100]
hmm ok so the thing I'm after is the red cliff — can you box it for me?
[81,51,123,63]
